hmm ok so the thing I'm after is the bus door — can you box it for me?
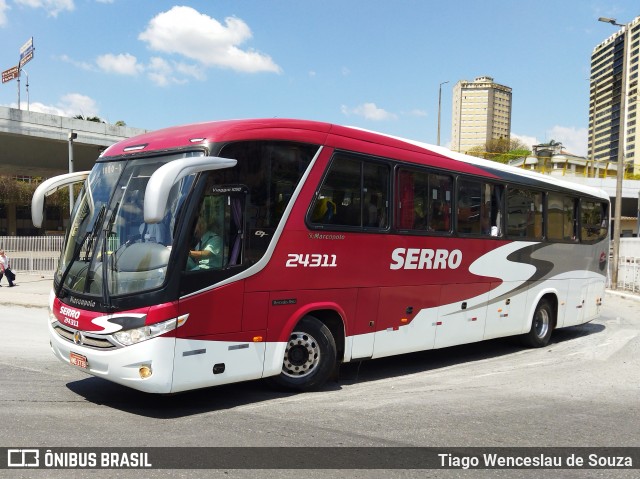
[173,185,266,390]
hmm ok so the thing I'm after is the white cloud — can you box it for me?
[341,102,398,121]
[14,0,74,17]
[96,53,142,76]
[146,57,172,86]
[59,54,96,71]
[58,93,99,117]
[173,61,205,81]
[138,6,281,74]
[146,56,204,87]
[512,127,588,157]
[407,109,428,118]
[545,126,588,156]
[0,0,9,27]
[7,93,99,117]
[511,133,539,150]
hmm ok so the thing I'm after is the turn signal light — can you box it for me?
[139,365,153,379]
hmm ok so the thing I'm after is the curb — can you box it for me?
[605,289,640,303]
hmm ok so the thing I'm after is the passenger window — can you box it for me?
[396,168,452,232]
[581,200,608,242]
[310,155,389,230]
[547,193,577,241]
[507,188,543,239]
[457,179,503,236]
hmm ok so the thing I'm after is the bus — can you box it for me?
[31,119,610,394]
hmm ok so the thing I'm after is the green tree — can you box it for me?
[73,114,105,123]
[466,138,531,164]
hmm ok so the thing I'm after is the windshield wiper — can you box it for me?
[55,205,106,298]
[102,203,120,310]
[82,204,106,262]
[56,230,90,297]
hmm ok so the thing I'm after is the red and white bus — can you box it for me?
[32,119,610,393]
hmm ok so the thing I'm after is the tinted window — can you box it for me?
[310,154,389,230]
[216,141,318,262]
[457,179,504,236]
[581,200,608,242]
[396,168,452,232]
[547,193,577,241]
[507,188,543,239]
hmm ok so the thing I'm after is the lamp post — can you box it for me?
[68,131,77,213]
[598,16,628,290]
[437,81,449,146]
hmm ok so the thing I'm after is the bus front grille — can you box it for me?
[53,324,118,350]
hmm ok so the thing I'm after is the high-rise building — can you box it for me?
[451,76,512,153]
[589,15,640,175]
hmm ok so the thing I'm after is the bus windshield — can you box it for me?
[56,151,202,298]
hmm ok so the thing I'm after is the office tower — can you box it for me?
[451,76,512,153]
[589,16,640,175]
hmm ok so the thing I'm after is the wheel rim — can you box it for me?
[282,331,320,378]
[534,308,550,339]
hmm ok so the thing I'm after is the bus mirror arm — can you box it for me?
[31,171,90,227]
[144,156,237,223]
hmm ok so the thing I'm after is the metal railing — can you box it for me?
[0,236,64,274]
[616,256,640,294]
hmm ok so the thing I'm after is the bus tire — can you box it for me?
[267,316,337,392]
[521,298,554,348]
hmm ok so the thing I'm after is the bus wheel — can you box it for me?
[521,298,554,348]
[268,316,337,391]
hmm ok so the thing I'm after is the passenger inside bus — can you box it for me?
[312,197,336,223]
[188,215,222,270]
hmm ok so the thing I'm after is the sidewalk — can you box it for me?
[1,272,53,309]
[3,273,640,309]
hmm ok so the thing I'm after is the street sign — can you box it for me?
[2,66,19,84]
[19,37,34,68]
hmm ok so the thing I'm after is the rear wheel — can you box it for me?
[267,316,337,391]
[521,298,554,347]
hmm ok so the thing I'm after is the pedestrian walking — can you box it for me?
[0,249,16,287]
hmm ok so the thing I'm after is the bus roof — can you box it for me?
[101,118,608,202]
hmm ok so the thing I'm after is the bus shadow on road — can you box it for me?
[65,321,605,418]
[338,321,605,385]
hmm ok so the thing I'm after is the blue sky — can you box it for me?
[0,1,638,155]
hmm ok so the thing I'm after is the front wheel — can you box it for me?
[520,298,554,348]
[267,316,337,391]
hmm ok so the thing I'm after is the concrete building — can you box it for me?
[451,76,512,153]
[589,15,640,175]
[0,106,146,235]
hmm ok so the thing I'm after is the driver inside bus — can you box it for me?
[188,215,222,270]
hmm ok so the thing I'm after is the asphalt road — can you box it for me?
[0,293,639,479]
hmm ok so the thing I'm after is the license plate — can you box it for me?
[70,352,88,369]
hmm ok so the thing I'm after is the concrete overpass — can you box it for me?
[0,105,147,178]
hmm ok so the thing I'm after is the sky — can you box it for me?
[0,0,638,156]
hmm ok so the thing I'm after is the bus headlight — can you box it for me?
[113,314,189,346]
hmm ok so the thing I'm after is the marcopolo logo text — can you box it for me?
[390,248,462,270]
